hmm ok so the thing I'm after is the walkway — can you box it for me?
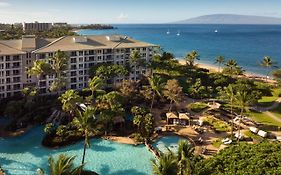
[264,111,281,124]
[254,97,281,125]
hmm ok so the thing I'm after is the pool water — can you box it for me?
[0,126,154,175]
[153,136,188,154]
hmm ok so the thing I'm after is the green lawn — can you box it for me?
[187,102,208,113]
[247,111,281,127]
[258,88,281,107]
[271,104,281,120]
[204,116,231,132]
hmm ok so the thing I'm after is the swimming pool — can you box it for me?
[0,126,154,175]
[152,135,189,154]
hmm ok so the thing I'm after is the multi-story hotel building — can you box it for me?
[23,22,53,32]
[0,35,155,99]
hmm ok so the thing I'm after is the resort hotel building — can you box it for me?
[0,35,155,99]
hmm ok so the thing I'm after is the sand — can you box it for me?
[178,60,276,83]
[103,136,137,145]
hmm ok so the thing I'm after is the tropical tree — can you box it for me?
[58,90,82,116]
[177,140,195,175]
[260,56,277,81]
[234,90,252,143]
[272,69,281,81]
[28,60,52,88]
[131,106,154,139]
[84,76,105,99]
[129,51,146,80]
[49,50,69,92]
[48,154,83,175]
[219,85,235,137]
[163,79,183,111]
[50,50,69,78]
[152,151,178,175]
[72,107,98,166]
[223,59,243,76]
[148,75,165,112]
[184,51,200,67]
[129,50,141,81]
[214,56,225,72]
[97,91,125,135]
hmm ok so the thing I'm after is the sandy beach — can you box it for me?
[178,59,276,83]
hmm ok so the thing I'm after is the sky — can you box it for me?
[0,0,281,24]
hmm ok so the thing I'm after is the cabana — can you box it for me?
[257,130,267,138]
[249,126,259,134]
[166,112,179,125]
[179,113,190,126]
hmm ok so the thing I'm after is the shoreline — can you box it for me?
[178,59,276,83]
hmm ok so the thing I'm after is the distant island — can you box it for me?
[174,14,281,25]
[72,24,115,30]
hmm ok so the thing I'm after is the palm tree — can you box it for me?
[148,75,164,112]
[85,76,105,98]
[152,151,177,175]
[220,85,235,137]
[72,107,98,166]
[224,59,243,76]
[58,90,82,116]
[50,50,69,78]
[129,50,141,81]
[177,140,194,175]
[48,154,83,175]
[49,50,69,92]
[260,56,277,82]
[234,90,251,143]
[214,56,225,72]
[184,51,200,67]
[28,60,52,88]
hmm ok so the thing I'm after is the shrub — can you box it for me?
[187,102,208,113]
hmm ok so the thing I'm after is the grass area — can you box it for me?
[258,88,281,107]
[203,116,231,132]
[243,130,264,142]
[212,138,222,148]
[271,104,281,120]
[187,102,208,113]
[258,96,278,107]
[247,111,281,127]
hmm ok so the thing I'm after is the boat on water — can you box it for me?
[176,31,180,36]
[166,29,170,34]
[214,29,218,33]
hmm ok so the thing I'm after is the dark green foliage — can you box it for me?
[89,63,128,79]
[194,142,281,175]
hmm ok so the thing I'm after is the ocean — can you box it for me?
[78,24,281,75]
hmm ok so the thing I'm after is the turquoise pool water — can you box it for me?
[153,136,188,154]
[0,126,154,175]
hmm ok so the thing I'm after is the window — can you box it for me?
[71,51,77,57]
[71,71,77,76]
[71,78,77,83]
[71,58,77,63]
[5,56,10,61]
[71,65,77,70]
[71,84,77,89]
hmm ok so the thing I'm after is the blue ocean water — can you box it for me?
[78,24,281,75]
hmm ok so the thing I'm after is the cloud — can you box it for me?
[0,1,10,7]
[117,13,128,21]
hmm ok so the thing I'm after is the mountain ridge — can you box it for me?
[174,14,281,24]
